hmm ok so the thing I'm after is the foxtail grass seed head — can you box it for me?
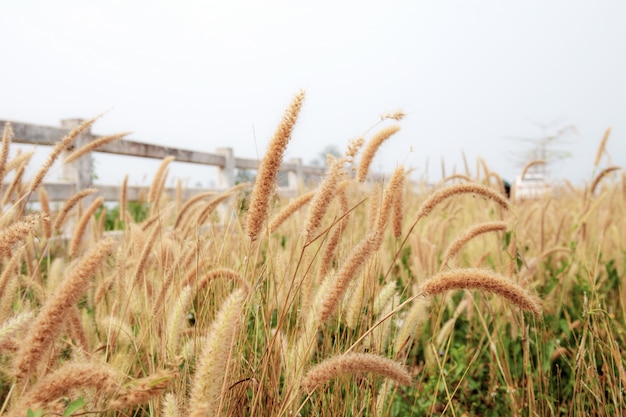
[357,125,401,182]
[317,232,382,323]
[380,110,406,121]
[68,196,105,258]
[13,238,114,379]
[0,214,41,261]
[53,188,98,230]
[269,190,315,233]
[441,221,507,267]
[415,183,509,223]
[246,90,305,241]
[590,166,621,195]
[64,132,130,163]
[376,166,405,232]
[12,363,118,414]
[149,156,175,205]
[0,122,13,184]
[418,268,542,316]
[301,353,411,392]
[189,288,247,416]
[304,156,344,241]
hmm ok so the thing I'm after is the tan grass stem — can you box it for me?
[418,268,542,316]
[440,221,507,267]
[14,238,114,379]
[300,353,411,392]
[357,125,401,182]
[594,127,611,167]
[246,90,305,241]
[68,196,104,258]
[590,166,621,195]
[28,116,99,193]
[52,188,98,230]
[64,132,130,163]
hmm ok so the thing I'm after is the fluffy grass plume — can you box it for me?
[68,196,104,258]
[418,268,542,316]
[13,238,114,379]
[0,122,12,184]
[64,132,130,164]
[0,214,41,260]
[52,188,98,230]
[188,288,247,416]
[357,125,400,182]
[301,352,412,392]
[415,182,509,222]
[441,221,507,267]
[11,362,118,415]
[246,90,305,241]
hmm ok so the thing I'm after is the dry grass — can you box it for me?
[0,101,624,417]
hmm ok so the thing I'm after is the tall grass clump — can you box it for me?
[0,104,624,417]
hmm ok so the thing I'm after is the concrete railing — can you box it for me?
[1,118,327,202]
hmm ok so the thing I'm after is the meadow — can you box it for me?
[0,91,624,416]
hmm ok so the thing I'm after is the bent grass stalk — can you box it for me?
[300,352,411,392]
[357,125,401,182]
[440,221,507,268]
[418,268,542,316]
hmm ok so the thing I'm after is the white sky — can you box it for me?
[2,1,625,187]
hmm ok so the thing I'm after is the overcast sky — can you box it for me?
[2,1,625,187]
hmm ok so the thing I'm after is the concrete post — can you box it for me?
[215,147,235,190]
[288,157,303,193]
[60,118,93,193]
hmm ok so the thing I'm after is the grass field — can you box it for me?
[1,92,625,416]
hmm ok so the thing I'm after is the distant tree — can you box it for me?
[235,169,255,184]
[311,144,341,166]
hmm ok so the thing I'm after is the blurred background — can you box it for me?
[1,0,625,188]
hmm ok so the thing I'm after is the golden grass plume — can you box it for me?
[246,90,305,241]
